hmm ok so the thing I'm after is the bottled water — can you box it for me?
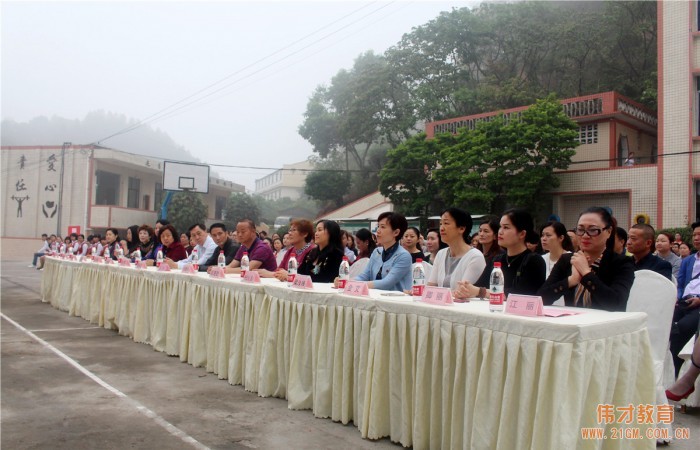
[217,250,226,268]
[115,245,124,259]
[133,249,142,263]
[156,249,164,267]
[338,256,350,288]
[287,256,298,285]
[191,247,199,270]
[241,252,250,276]
[489,262,505,313]
[412,258,426,299]
[104,246,111,260]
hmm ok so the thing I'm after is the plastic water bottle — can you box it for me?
[217,250,226,268]
[133,249,142,263]
[59,244,66,257]
[489,262,505,313]
[191,247,199,270]
[156,249,164,267]
[104,246,111,261]
[287,256,298,285]
[412,258,426,299]
[116,245,124,260]
[241,252,250,276]
[338,256,350,288]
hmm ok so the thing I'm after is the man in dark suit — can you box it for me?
[199,223,239,272]
[627,224,672,281]
[671,221,700,375]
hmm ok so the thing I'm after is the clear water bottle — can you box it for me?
[489,262,505,313]
[191,247,199,270]
[241,251,250,276]
[217,250,226,268]
[338,256,350,288]
[156,249,164,267]
[116,245,124,260]
[133,249,142,263]
[287,256,298,285]
[104,246,111,261]
[412,258,426,299]
[59,244,66,256]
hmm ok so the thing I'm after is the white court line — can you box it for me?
[29,327,103,332]
[1,312,210,450]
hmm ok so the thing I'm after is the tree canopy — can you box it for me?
[224,193,259,230]
[167,192,208,236]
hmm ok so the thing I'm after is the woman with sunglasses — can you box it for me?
[537,207,635,312]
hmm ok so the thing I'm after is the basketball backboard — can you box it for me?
[163,161,210,193]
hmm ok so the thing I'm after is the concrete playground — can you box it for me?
[2,261,699,449]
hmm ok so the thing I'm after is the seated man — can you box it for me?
[29,234,50,267]
[626,223,672,281]
[672,221,700,375]
[200,223,240,272]
[351,212,412,292]
[163,223,217,269]
[224,220,277,274]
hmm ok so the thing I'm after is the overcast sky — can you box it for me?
[2,0,475,191]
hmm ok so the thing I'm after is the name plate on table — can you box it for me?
[157,263,171,272]
[181,263,197,274]
[209,267,226,279]
[291,274,313,289]
[421,286,453,306]
[118,258,131,267]
[135,261,147,270]
[343,281,369,297]
[505,294,543,317]
[242,270,261,284]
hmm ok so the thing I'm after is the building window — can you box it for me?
[95,170,120,206]
[696,77,700,136]
[127,177,140,209]
[154,182,163,211]
[575,124,598,144]
[143,194,150,211]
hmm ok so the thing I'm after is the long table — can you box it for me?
[41,258,656,449]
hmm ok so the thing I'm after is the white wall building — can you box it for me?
[1,144,244,259]
[254,160,313,201]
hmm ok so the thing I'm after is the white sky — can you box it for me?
[1,0,475,191]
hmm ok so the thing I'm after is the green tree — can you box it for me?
[379,132,453,217]
[436,95,579,214]
[304,168,351,213]
[224,193,259,230]
[167,192,208,236]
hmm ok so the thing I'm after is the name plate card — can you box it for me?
[181,263,197,274]
[135,261,147,270]
[209,267,226,279]
[291,274,314,289]
[421,286,453,306]
[158,263,171,272]
[343,281,369,297]
[118,258,132,267]
[505,294,544,317]
[242,270,261,284]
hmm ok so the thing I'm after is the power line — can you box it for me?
[90,1,398,145]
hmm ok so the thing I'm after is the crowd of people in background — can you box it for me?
[29,206,700,401]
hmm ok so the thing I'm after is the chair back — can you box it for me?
[349,257,369,279]
[627,270,676,362]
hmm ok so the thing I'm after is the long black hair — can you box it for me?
[579,206,617,252]
[355,228,377,258]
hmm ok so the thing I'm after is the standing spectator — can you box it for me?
[656,232,682,279]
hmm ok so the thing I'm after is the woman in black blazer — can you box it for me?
[537,207,635,312]
[299,220,345,283]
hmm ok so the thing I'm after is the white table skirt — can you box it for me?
[41,258,656,449]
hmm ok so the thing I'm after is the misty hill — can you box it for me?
[1,111,199,163]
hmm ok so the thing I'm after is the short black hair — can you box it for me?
[377,212,408,242]
[692,221,700,231]
[441,207,473,243]
[188,223,206,233]
[209,222,226,233]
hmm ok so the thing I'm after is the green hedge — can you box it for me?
[659,227,692,244]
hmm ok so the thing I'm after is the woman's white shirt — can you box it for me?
[542,251,571,278]
[426,247,486,290]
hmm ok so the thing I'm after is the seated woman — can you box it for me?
[146,224,187,265]
[666,335,700,401]
[424,228,447,265]
[427,208,486,293]
[340,230,357,264]
[656,232,681,279]
[354,228,377,261]
[134,224,156,260]
[298,220,344,283]
[540,221,574,278]
[537,207,635,312]
[454,209,546,299]
[120,225,140,258]
[475,216,503,266]
[101,228,124,260]
[402,226,425,264]
[350,212,412,292]
[266,219,315,280]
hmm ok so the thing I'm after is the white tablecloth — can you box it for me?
[41,258,656,449]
